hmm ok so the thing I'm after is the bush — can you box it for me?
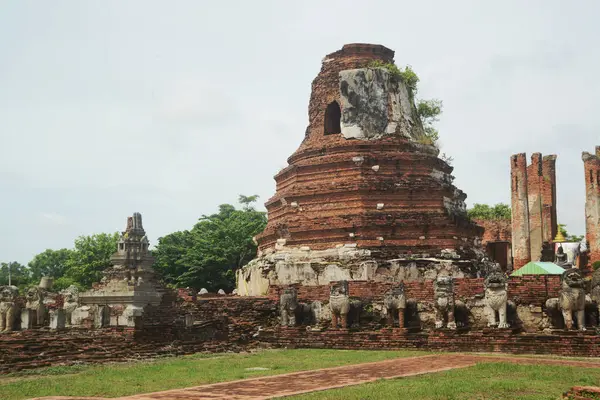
[592,261,600,271]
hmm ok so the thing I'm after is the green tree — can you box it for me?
[152,230,194,287]
[28,248,73,281]
[0,261,32,289]
[367,61,442,146]
[153,196,267,292]
[467,203,512,220]
[64,232,119,288]
[417,99,443,144]
[558,224,585,242]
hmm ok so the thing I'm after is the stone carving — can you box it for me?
[279,287,298,327]
[383,283,406,328]
[555,245,571,269]
[484,264,509,328]
[77,213,163,327]
[25,286,47,327]
[546,269,587,331]
[540,241,555,262]
[329,280,350,329]
[61,285,80,326]
[434,276,457,329]
[0,285,18,333]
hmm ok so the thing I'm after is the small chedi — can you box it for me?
[237,43,484,296]
[279,287,298,327]
[484,264,509,329]
[546,269,587,331]
[329,280,351,329]
[76,212,164,327]
[433,276,458,329]
[0,285,18,333]
[383,283,406,328]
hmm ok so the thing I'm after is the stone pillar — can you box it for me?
[511,153,531,269]
[49,310,66,330]
[527,153,543,260]
[542,155,558,243]
[94,306,109,328]
[20,309,35,330]
[583,147,600,264]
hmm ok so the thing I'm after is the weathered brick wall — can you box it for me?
[527,153,543,260]
[261,328,600,358]
[0,291,278,374]
[180,296,278,341]
[511,152,557,267]
[268,276,561,306]
[542,155,558,243]
[583,147,600,264]
[511,153,531,269]
[0,324,237,374]
[474,219,512,245]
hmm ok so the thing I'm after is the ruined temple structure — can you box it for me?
[510,153,558,270]
[583,147,600,265]
[77,212,164,327]
[473,219,512,271]
[237,44,484,296]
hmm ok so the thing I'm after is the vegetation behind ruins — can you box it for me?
[467,203,512,220]
[0,195,266,293]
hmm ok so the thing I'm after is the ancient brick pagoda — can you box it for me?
[237,44,484,296]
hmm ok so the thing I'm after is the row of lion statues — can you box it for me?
[278,265,597,332]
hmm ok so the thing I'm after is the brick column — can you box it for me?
[527,153,543,260]
[511,153,531,269]
[583,147,600,264]
[542,155,558,244]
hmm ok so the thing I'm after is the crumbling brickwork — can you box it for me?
[261,328,600,358]
[511,153,531,269]
[268,277,561,306]
[255,44,482,256]
[511,153,557,268]
[474,219,512,245]
[583,146,600,264]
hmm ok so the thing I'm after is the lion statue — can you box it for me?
[25,286,47,327]
[61,285,80,326]
[546,269,587,331]
[329,280,350,329]
[434,276,457,329]
[279,287,298,327]
[0,285,19,333]
[383,283,406,328]
[484,264,509,329]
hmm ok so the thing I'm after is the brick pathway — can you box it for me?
[30,354,600,400]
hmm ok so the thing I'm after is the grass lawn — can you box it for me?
[0,348,424,400]
[289,362,600,400]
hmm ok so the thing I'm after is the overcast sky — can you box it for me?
[1,0,599,264]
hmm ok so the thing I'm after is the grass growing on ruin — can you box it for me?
[0,349,425,400]
[290,362,600,400]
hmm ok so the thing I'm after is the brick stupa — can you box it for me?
[237,44,484,296]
